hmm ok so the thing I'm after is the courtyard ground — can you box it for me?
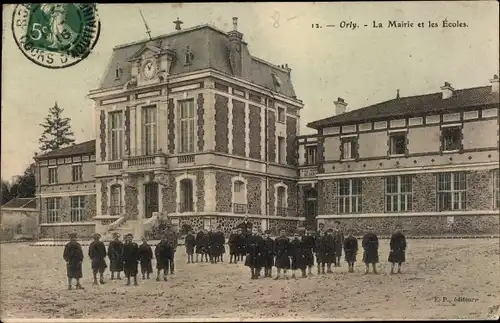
[0,239,499,321]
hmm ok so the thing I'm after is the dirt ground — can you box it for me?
[1,239,499,321]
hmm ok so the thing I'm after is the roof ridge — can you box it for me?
[19,197,37,208]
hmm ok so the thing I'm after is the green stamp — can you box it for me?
[12,4,101,69]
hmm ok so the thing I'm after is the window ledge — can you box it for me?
[389,154,406,158]
[341,158,355,162]
[277,120,286,124]
[443,150,460,154]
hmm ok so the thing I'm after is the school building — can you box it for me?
[297,76,499,235]
[33,18,500,239]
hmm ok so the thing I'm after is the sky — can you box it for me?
[1,2,499,180]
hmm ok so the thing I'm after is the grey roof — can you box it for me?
[308,85,500,129]
[35,140,96,160]
[1,198,37,209]
[99,25,297,98]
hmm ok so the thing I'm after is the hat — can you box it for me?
[327,228,334,233]
[347,228,355,233]
[264,230,271,234]
[112,232,120,238]
[125,233,133,238]
[93,233,101,239]
[69,232,77,238]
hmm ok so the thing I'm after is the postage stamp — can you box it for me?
[11,3,100,69]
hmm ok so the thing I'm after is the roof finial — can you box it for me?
[174,17,183,31]
[139,8,152,40]
[396,89,400,99]
[232,17,238,31]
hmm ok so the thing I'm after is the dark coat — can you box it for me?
[302,235,315,267]
[315,235,325,264]
[262,237,275,268]
[63,241,83,279]
[155,240,172,270]
[195,232,205,254]
[321,234,336,263]
[122,242,140,276]
[333,230,345,256]
[362,232,379,264]
[274,236,291,269]
[138,243,153,274]
[237,233,246,255]
[343,236,358,262]
[107,240,124,272]
[388,231,406,264]
[208,232,217,256]
[165,229,178,252]
[215,231,226,255]
[184,233,196,254]
[200,233,210,254]
[238,221,253,236]
[244,234,264,268]
[228,233,239,255]
[289,238,306,270]
[89,240,107,271]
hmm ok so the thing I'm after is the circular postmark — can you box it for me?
[11,3,101,69]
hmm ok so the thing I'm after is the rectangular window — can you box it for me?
[109,185,122,215]
[234,181,243,193]
[71,165,82,182]
[389,133,407,155]
[437,172,467,211]
[142,105,157,156]
[441,126,462,152]
[278,107,286,123]
[306,146,317,165]
[277,136,286,164]
[48,167,58,184]
[385,175,413,212]
[109,111,123,160]
[494,170,499,210]
[178,100,195,154]
[341,138,357,160]
[338,179,362,214]
[70,196,85,222]
[46,197,60,223]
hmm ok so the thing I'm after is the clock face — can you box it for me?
[142,60,157,80]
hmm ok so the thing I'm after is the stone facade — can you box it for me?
[286,116,297,166]
[232,99,246,156]
[215,94,229,153]
[125,185,139,219]
[196,171,205,212]
[161,174,176,214]
[361,177,385,213]
[320,215,500,236]
[125,107,130,154]
[286,180,298,217]
[167,98,175,154]
[249,104,261,160]
[100,180,109,215]
[247,176,262,214]
[39,195,95,224]
[467,170,494,211]
[268,179,278,216]
[268,110,276,162]
[40,224,96,239]
[176,216,262,236]
[215,172,232,212]
[413,173,437,212]
[197,93,205,152]
[269,219,299,235]
[85,195,97,220]
[99,110,106,160]
[317,179,337,215]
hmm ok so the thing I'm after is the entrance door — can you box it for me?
[144,182,159,218]
[305,188,318,229]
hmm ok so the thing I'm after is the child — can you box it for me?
[228,229,239,264]
[274,228,291,280]
[245,227,264,279]
[302,228,315,276]
[184,229,196,264]
[63,232,84,290]
[107,232,124,280]
[333,221,344,267]
[388,225,407,274]
[315,230,326,274]
[343,228,358,273]
[362,226,379,274]
[290,230,306,279]
[207,227,217,264]
[88,233,107,285]
[139,237,153,279]
[122,233,140,286]
[155,235,171,281]
[262,230,274,278]
[200,228,210,263]
[237,228,246,262]
[195,229,205,263]
[215,226,225,263]
[323,229,336,273]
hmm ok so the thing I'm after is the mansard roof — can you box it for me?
[308,85,499,129]
[98,24,297,98]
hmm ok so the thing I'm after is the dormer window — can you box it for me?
[271,73,282,92]
[185,46,194,65]
[115,64,123,80]
[441,126,462,152]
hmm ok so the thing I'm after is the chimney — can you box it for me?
[228,17,243,76]
[440,82,454,99]
[490,74,499,93]
[334,97,348,115]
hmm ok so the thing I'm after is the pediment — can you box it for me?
[127,40,176,63]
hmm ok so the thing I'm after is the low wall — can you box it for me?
[318,215,500,236]
[0,209,39,241]
[39,223,96,239]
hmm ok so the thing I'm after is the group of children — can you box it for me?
[63,221,408,289]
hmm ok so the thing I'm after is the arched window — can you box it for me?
[276,186,287,217]
[180,178,194,212]
[109,184,122,215]
[232,180,247,214]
